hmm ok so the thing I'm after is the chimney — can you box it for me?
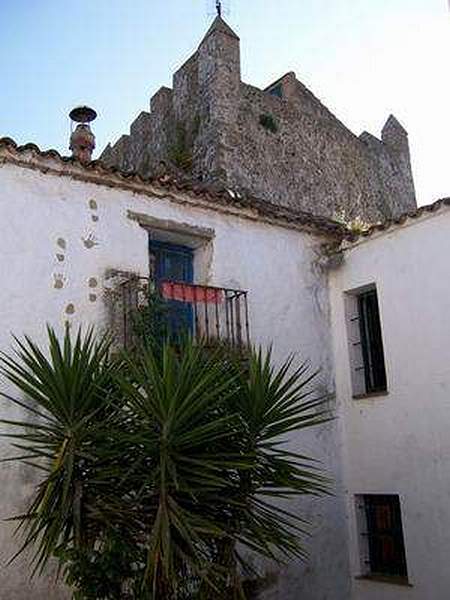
[69,106,97,163]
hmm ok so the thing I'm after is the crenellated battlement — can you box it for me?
[101,16,416,221]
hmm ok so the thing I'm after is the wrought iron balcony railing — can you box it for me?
[118,276,250,349]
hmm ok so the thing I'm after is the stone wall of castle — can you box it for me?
[101,17,416,222]
[228,77,416,220]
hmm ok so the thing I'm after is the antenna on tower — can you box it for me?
[206,0,230,19]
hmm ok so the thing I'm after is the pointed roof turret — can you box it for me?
[381,114,410,157]
[382,114,408,139]
[200,15,240,45]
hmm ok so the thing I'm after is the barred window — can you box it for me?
[345,285,387,397]
[358,289,387,393]
[357,495,408,579]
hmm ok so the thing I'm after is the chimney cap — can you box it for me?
[69,105,97,124]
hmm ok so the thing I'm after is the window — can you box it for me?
[356,495,408,580]
[358,290,387,393]
[144,233,250,346]
[267,83,283,98]
[149,239,194,335]
[150,240,194,285]
[345,285,387,397]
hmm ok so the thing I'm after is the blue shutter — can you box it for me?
[149,240,194,335]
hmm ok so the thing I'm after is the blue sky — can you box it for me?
[1,0,448,204]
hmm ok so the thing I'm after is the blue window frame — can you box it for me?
[150,240,193,285]
[149,239,194,335]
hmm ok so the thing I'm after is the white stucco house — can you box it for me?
[0,135,449,600]
[0,137,350,600]
[330,201,450,600]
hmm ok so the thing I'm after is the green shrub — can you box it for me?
[0,328,331,598]
[259,113,278,133]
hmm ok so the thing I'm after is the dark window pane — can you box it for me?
[364,495,408,578]
[267,83,283,98]
[358,290,387,393]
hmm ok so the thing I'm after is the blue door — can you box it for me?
[149,239,194,336]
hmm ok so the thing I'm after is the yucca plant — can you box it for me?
[214,349,331,592]
[114,340,248,598]
[0,328,332,599]
[0,327,128,586]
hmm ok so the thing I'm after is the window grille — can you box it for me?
[344,285,387,397]
[357,290,387,393]
[359,494,408,579]
[118,277,250,350]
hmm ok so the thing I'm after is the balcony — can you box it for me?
[117,275,250,349]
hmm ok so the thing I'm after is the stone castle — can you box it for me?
[101,16,416,222]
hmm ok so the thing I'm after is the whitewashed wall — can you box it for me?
[0,162,350,599]
[330,208,450,600]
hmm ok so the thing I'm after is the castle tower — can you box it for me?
[194,16,241,182]
[100,17,417,222]
[380,114,416,214]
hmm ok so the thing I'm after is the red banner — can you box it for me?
[161,282,224,304]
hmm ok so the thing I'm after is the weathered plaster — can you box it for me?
[53,273,65,289]
[82,233,99,249]
[127,209,215,245]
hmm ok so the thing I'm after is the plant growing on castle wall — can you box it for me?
[333,209,374,234]
[0,327,331,599]
[168,122,194,173]
[259,113,278,134]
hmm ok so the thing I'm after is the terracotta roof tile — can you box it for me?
[347,198,450,242]
[0,136,346,238]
